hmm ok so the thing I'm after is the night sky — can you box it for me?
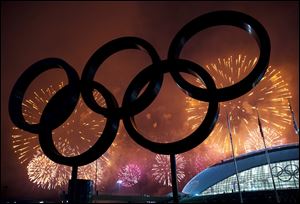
[1,1,299,201]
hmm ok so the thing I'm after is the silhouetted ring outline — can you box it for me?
[8,11,271,166]
[8,58,80,134]
[39,81,120,166]
[122,59,219,154]
[168,10,271,102]
[272,164,299,182]
[81,37,162,118]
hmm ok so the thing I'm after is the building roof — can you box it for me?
[182,143,299,195]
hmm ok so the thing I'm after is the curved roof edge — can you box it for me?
[183,143,299,195]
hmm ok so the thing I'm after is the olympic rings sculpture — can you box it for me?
[9,11,270,167]
[271,164,299,182]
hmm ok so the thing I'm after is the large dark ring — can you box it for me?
[8,58,80,134]
[81,37,162,118]
[122,59,219,154]
[39,81,119,166]
[168,10,271,102]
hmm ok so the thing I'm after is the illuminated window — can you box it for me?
[201,160,299,195]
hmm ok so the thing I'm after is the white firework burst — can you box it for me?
[152,154,186,186]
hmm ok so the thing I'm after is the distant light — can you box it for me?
[117,180,123,184]
[195,193,200,196]
[39,201,44,203]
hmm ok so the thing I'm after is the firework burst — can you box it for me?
[27,151,105,190]
[12,82,121,189]
[12,82,65,164]
[194,154,211,173]
[152,154,185,186]
[244,127,286,152]
[117,164,142,187]
[11,82,114,164]
[78,159,105,186]
[27,152,70,190]
[193,143,225,173]
[186,54,292,155]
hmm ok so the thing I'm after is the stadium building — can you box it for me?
[183,143,299,196]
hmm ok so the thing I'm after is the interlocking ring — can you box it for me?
[168,10,270,101]
[272,164,299,182]
[123,59,219,154]
[9,10,270,167]
[81,37,162,117]
[8,58,80,134]
[39,81,120,166]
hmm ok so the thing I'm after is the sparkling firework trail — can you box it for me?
[194,154,211,173]
[244,127,286,153]
[27,152,70,190]
[152,154,185,186]
[186,55,292,155]
[78,159,105,186]
[27,151,105,190]
[12,82,112,164]
[12,83,65,164]
[12,82,120,189]
[118,164,142,187]
[193,143,225,173]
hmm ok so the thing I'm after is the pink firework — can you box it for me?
[193,143,226,173]
[118,164,141,187]
[194,155,212,173]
